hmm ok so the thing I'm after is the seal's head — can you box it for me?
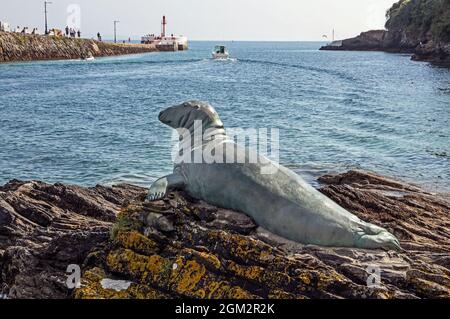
[159,101,224,131]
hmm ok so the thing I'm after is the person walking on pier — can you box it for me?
[65,26,69,37]
[97,32,102,41]
[77,30,81,38]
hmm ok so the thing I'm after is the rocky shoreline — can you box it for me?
[320,0,450,66]
[0,170,449,299]
[0,31,157,63]
[320,30,450,65]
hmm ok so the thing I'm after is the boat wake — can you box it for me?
[96,58,205,66]
[211,57,238,62]
[239,58,357,82]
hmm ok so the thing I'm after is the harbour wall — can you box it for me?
[0,31,157,63]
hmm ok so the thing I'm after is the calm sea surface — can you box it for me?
[0,41,449,191]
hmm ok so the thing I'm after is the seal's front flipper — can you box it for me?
[146,173,185,202]
[146,177,168,201]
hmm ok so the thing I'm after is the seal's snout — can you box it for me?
[159,109,171,124]
[158,110,164,121]
[158,101,221,129]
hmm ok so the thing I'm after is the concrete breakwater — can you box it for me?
[0,31,157,63]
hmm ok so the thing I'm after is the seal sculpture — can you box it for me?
[147,101,401,250]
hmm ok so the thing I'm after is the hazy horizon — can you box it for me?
[1,0,398,41]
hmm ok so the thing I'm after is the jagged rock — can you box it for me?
[0,171,449,299]
[0,180,143,298]
[0,31,156,63]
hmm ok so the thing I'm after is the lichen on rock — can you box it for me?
[0,171,449,299]
[74,171,450,299]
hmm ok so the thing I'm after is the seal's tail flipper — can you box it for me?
[357,224,402,251]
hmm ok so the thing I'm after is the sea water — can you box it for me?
[0,42,449,191]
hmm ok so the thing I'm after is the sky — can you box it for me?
[0,0,398,41]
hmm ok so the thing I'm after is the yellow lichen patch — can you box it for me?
[106,248,258,299]
[107,249,214,297]
[259,250,272,262]
[224,259,293,290]
[224,260,265,281]
[208,230,276,264]
[74,267,170,299]
[144,255,173,284]
[106,249,172,288]
[261,270,293,289]
[315,270,347,291]
[297,271,313,286]
[268,289,306,299]
[227,286,258,299]
[182,248,222,271]
[169,257,207,297]
[114,231,159,255]
[203,281,229,298]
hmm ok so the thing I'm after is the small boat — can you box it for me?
[212,45,229,60]
[81,53,95,61]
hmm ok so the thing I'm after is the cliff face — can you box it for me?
[0,32,156,63]
[320,0,450,65]
[1,171,449,299]
[386,0,450,43]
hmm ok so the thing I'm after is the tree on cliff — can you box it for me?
[385,0,450,42]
